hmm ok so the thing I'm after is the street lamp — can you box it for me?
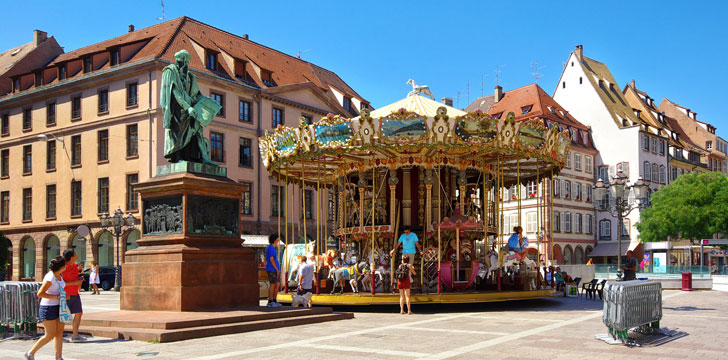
[593,172,649,280]
[99,207,137,291]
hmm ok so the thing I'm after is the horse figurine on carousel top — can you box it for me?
[406,79,434,100]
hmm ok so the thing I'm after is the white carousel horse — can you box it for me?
[406,79,435,99]
[362,249,391,292]
[520,257,538,290]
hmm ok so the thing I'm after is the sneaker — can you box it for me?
[71,335,87,342]
[24,352,34,360]
[270,302,283,308]
[266,302,273,307]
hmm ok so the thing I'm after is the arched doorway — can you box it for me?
[564,246,573,265]
[97,231,114,267]
[70,234,87,269]
[585,246,593,258]
[22,237,36,279]
[44,235,60,273]
[574,246,584,264]
[552,244,563,265]
[125,229,140,251]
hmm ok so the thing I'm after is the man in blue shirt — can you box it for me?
[266,233,281,307]
[391,226,423,270]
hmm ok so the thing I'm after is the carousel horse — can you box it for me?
[520,257,538,290]
[330,261,369,294]
[406,79,435,99]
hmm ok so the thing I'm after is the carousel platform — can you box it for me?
[276,289,555,306]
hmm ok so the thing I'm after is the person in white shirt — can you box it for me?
[26,256,67,360]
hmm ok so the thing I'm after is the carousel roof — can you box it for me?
[259,89,572,187]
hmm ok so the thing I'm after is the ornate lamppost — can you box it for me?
[99,207,136,291]
[592,172,649,281]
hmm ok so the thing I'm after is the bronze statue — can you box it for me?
[161,50,221,164]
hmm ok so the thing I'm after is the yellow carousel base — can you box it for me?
[276,289,555,306]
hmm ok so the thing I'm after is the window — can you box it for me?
[521,105,533,115]
[22,188,32,221]
[643,162,651,181]
[302,114,313,125]
[600,220,611,240]
[261,69,274,86]
[0,191,8,223]
[241,182,252,215]
[110,49,120,66]
[553,211,561,232]
[239,100,251,122]
[71,180,82,216]
[126,124,138,157]
[552,179,560,197]
[271,185,284,217]
[526,212,537,233]
[272,107,283,127]
[302,190,314,220]
[210,92,224,117]
[565,153,571,168]
[98,177,109,214]
[343,97,352,113]
[1,114,8,135]
[205,51,217,71]
[563,180,571,200]
[651,137,657,153]
[599,166,609,182]
[46,102,56,126]
[575,183,581,201]
[126,82,138,107]
[564,211,572,233]
[574,153,582,171]
[617,162,629,177]
[126,174,138,211]
[71,96,81,119]
[1,149,8,177]
[46,184,56,219]
[642,135,649,151]
[239,137,252,167]
[586,214,593,234]
[98,89,109,113]
[23,145,32,174]
[586,186,592,202]
[620,219,630,239]
[58,64,66,80]
[46,140,56,171]
[71,135,81,166]
[97,130,108,162]
[706,141,713,150]
[652,164,658,183]
[83,57,92,73]
[672,167,678,181]
[23,108,32,131]
[659,140,665,156]
[210,132,224,162]
[659,165,666,184]
[576,213,583,233]
[562,81,566,89]
[527,182,537,198]
[234,59,247,80]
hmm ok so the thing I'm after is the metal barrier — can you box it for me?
[0,281,42,339]
[600,280,662,344]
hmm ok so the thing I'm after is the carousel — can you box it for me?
[258,86,572,305]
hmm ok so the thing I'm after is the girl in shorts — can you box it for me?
[397,254,416,315]
[25,256,66,360]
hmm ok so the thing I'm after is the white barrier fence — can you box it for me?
[0,281,42,339]
[599,280,662,344]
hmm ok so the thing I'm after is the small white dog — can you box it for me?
[291,292,313,307]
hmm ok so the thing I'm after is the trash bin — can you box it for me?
[681,272,692,291]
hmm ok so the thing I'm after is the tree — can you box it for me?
[636,172,728,242]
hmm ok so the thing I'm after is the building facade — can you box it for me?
[467,84,598,265]
[0,17,368,281]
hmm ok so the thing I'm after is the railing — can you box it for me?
[594,264,712,279]
[1,281,42,339]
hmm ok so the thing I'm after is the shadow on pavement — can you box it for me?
[663,306,716,311]
[630,328,689,347]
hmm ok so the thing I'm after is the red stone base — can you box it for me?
[121,244,258,311]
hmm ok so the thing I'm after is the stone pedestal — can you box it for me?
[121,164,257,311]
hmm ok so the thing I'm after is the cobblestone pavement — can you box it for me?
[2,289,727,359]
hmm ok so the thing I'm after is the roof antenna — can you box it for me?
[295,49,311,59]
[157,0,166,21]
[494,65,505,86]
[481,74,488,97]
[530,61,544,83]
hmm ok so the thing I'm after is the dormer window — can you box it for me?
[521,105,533,115]
[83,57,92,73]
[343,97,352,112]
[110,49,120,66]
[13,78,20,92]
[261,69,274,86]
[492,112,503,119]
[234,59,247,80]
[205,51,217,71]
[58,64,66,80]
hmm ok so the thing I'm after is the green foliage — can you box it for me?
[636,172,728,242]
[0,231,9,271]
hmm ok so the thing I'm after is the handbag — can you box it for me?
[58,280,73,323]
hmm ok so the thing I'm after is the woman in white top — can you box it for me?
[25,256,66,360]
[89,261,100,295]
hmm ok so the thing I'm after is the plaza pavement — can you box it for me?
[1,289,727,359]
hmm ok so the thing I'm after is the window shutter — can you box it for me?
[623,162,629,177]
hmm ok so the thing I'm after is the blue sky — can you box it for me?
[2,1,726,138]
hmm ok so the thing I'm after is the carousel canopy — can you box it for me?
[259,92,572,187]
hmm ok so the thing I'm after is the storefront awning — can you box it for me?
[588,241,639,257]
[241,235,269,247]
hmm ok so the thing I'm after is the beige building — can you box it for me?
[0,17,368,281]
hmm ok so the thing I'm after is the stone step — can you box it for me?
[62,312,354,343]
[80,306,333,330]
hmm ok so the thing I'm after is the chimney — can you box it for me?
[494,85,503,103]
[441,97,453,107]
[242,34,249,40]
[631,79,636,88]
[33,30,47,46]
[575,44,583,60]
[128,24,135,32]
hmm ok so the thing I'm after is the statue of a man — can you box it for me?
[161,50,221,164]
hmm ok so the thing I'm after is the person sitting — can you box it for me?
[506,226,528,256]
[554,268,565,291]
